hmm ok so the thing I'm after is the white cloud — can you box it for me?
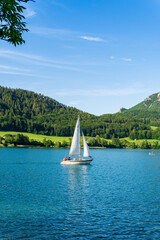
[0,70,39,77]
[30,27,75,40]
[0,64,37,76]
[33,61,81,72]
[56,88,149,97]
[24,8,36,18]
[30,27,107,44]
[110,56,115,60]
[121,58,132,62]
[80,36,105,42]
[0,49,107,75]
[0,50,82,72]
[0,50,60,63]
[0,49,98,67]
[52,1,66,9]
[0,64,31,72]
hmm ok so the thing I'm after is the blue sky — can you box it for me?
[0,0,160,115]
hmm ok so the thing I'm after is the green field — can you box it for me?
[0,131,160,146]
[0,131,71,144]
[120,137,160,145]
[150,126,158,130]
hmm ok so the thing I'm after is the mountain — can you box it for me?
[119,92,160,126]
[129,92,160,112]
[0,85,150,138]
[0,85,97,136]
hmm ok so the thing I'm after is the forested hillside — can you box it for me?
[129,92,160,112]
[120,92,160,127]
[0,86,159,139]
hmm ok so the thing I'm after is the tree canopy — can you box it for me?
[0,0,34,46]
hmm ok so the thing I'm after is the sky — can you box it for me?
[0,0,160,115]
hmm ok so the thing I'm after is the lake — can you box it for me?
[0,148,160,239]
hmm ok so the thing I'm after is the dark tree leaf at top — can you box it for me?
[0,0,34,46]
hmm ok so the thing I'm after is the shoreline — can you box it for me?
[0,144,159,150]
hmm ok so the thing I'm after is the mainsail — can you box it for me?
[82,132,90,157]
[69,116,81,156]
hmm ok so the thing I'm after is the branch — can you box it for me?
[0,0,35,46]
[18,0,35,2]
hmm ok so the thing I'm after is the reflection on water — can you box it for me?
[67,165,91,184]
[62,165,92,211]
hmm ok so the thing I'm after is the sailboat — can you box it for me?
[61,116,93,165]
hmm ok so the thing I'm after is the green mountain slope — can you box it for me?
[129,92,160,112]
[0,85,151,138]
[0,86,97,136]
[120,92,160,124]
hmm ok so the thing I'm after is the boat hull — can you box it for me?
[61,158,93,165]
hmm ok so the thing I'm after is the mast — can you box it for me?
[69,116,81,157]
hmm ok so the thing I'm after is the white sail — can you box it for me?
[69,116,81,156]
[61,117,93,165]
[82,132,90,158]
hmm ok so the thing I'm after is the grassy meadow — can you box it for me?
[120,137,160,145]
[0,131,160,149]
[0,131,71,144]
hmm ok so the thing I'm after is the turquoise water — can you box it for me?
[0,148,160,239]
